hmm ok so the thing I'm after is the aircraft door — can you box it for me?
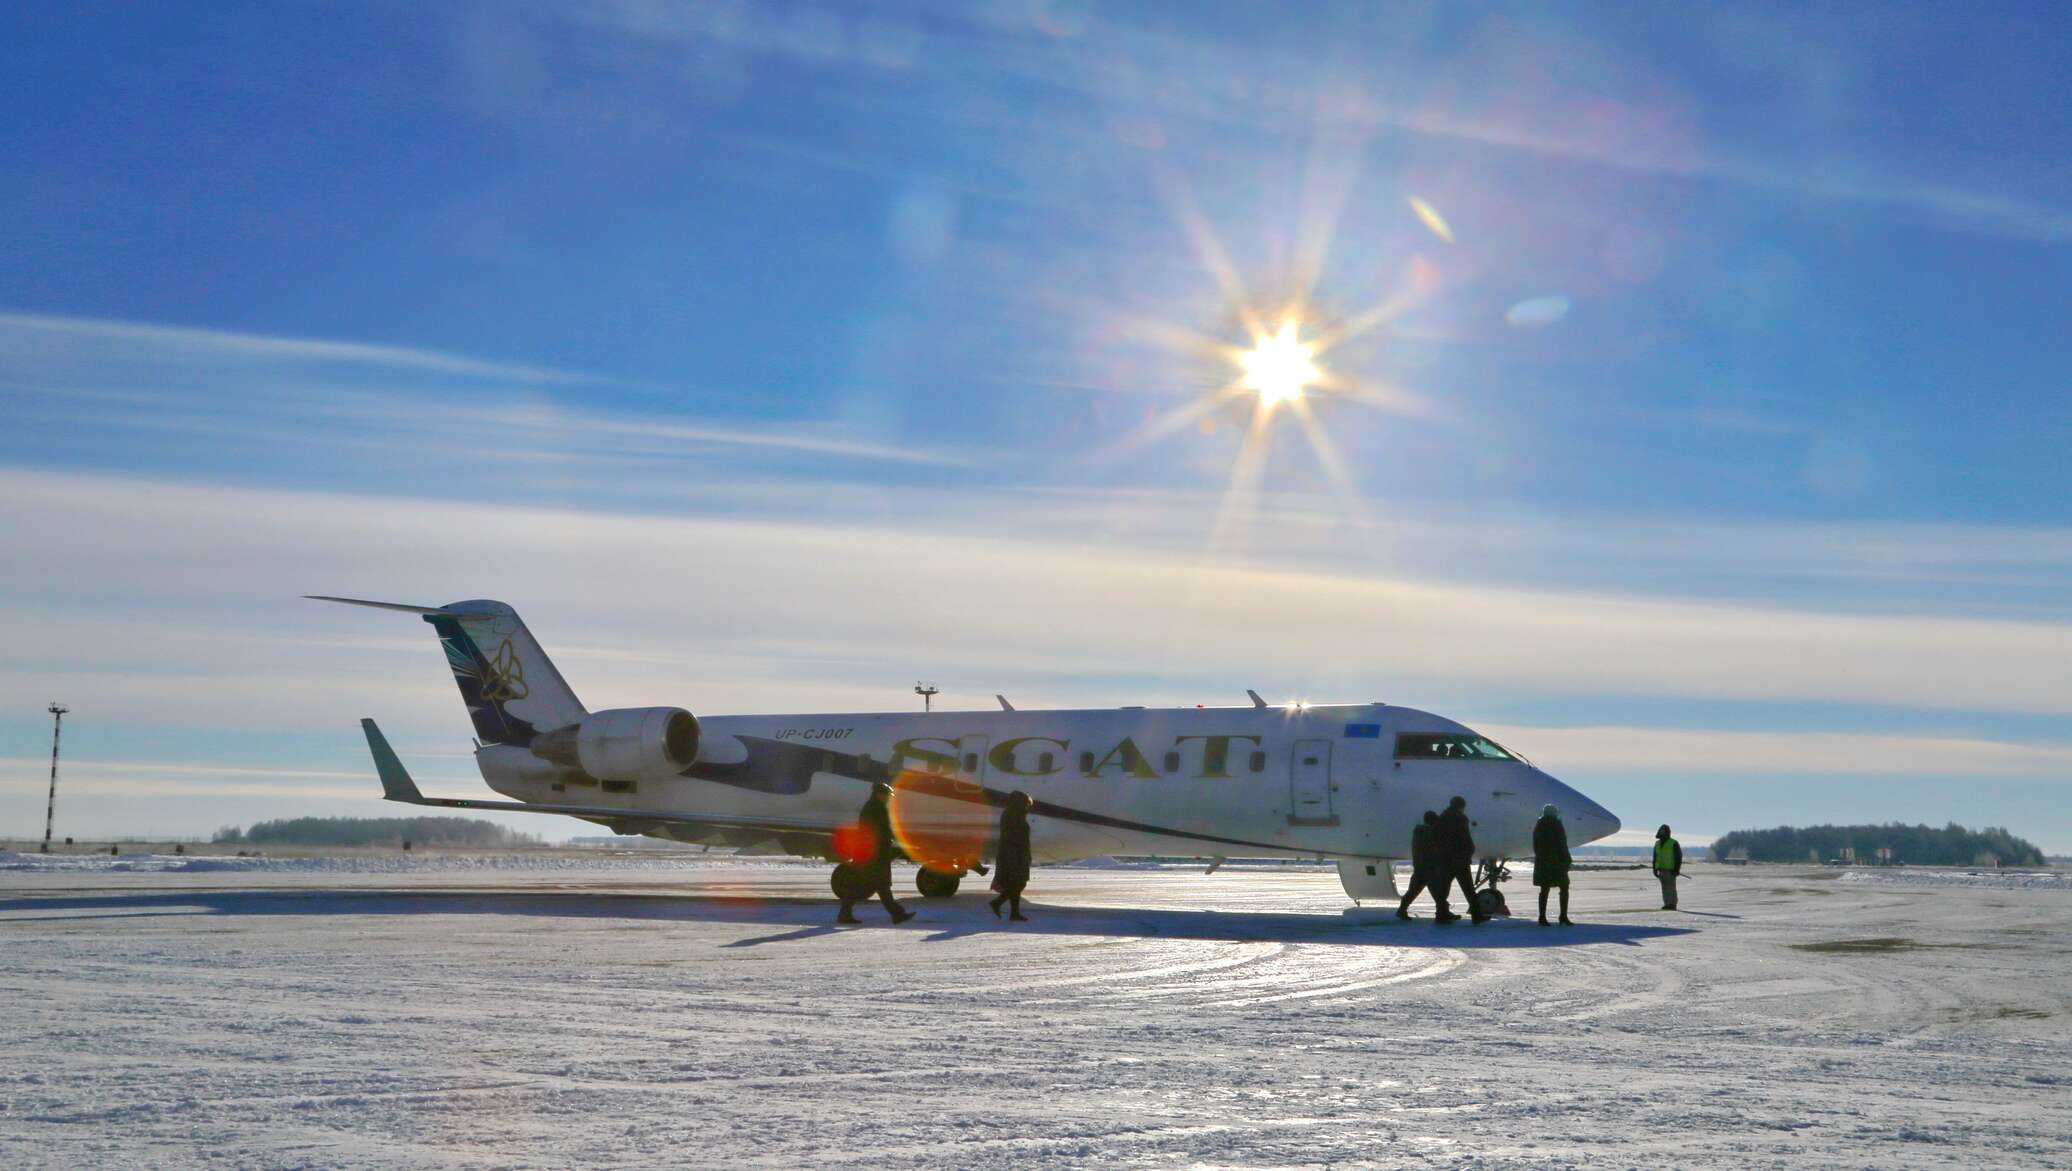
[1288,738,1336,825]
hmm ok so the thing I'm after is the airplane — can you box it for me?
[316,596,1621,904]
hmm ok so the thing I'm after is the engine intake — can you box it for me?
[531,707,699,780]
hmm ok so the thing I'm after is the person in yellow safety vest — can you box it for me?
[1653,824,1683,910]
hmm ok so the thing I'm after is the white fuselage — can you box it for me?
[476,702,1620,866]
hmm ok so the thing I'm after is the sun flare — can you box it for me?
[1089,192,1456,552]
[1238,320,1321,406]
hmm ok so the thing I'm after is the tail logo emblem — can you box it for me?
[482,638,529,704]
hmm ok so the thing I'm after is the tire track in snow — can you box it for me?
[1200,948,1466,1007]
[944,939,1287,1000]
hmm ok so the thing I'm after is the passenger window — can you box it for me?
[602,780,636,794]
[1302,755,1319,766]
[857,753,872,772]
[1164,751,1181,774]
[1038,751,1054,772]
[962,752,978,773]
[1248,751,1266,773]
[1079,751,1094,774]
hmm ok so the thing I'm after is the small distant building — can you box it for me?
[1874,846,1894,866]
[1725,847,1750,865]
[1974,851,2001,868]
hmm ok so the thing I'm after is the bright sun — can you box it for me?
[1237,320,1321,406]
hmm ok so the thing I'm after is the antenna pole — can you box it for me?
[914,683,938,713]
[42,703,68,854]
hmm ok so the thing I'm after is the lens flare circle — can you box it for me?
[888,768,993,872]
[830,822,877,865]
[1505,296,1570,327]
[1406,195,1454,243]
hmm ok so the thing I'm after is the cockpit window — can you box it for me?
[1394,733,1515,761]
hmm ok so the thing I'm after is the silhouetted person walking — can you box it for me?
[1653,824,1682,910]
[839,782,913,925]
[989,790,1033,921]
[1533,804,1573,925]
[1435,795,1488,924]
[1396,810,1452,921]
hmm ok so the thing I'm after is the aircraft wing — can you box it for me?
[359,718,837,843]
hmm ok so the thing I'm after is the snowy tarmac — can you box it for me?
[1,856,2067,1169]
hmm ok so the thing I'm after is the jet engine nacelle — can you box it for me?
[532,707,699,780]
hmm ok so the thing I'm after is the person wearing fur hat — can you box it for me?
[838,782,913,925]
[1532,804,1574,925]
[989,791,1034,921]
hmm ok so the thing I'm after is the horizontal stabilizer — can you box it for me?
[308,595,459,616]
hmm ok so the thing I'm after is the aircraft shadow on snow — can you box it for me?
[0,889,1694,950]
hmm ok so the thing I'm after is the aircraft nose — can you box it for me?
[1539,771,1620,844]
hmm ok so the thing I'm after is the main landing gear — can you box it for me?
[914,867,963,898]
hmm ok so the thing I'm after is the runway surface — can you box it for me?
[1,855,2067,1169]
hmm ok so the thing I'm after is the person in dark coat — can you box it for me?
[988,790,1034,921]
[1434,795,1488,924]
[1395,810,1453,922]
[839,782,913,924]
[1532,804,1573,925]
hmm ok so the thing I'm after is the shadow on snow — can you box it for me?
[0,888,1695,950]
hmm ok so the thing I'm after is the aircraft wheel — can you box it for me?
[915,867,962,898]
[830,863,872,902]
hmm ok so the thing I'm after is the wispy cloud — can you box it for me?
[1368,107,2072,246]
[0,311,976,470]
[446,404,978,469]
[529,2,2072,247]
[0,311,602,385]
[6,467,2069,726]
[0,757,377,800]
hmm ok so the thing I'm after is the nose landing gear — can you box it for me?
[1472,857,1513,918]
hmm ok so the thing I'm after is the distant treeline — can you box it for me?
[213,817,542,848]
[1710,822,2043,866]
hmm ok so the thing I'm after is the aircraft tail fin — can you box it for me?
[312,596,587,744]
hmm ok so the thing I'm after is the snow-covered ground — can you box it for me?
[1837,866,2072,891]
[0,859,2066,1169]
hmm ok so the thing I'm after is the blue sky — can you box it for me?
[2,1,2068,850]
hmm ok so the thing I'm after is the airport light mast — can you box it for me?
[42,702,68,854]
[914,683,938,713]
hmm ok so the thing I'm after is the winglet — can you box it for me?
[1246,689,1268,709]
[360,718,424,802]
[996,694,1015,711]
